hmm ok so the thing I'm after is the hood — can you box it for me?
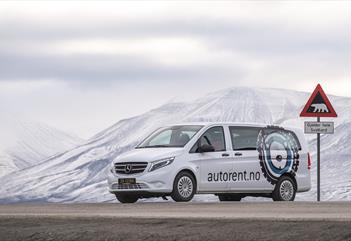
[114,147,184,163]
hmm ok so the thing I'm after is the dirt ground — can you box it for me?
[1,202,351,241]
[1,216,351,241]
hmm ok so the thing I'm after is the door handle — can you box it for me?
[234,152,242,156]
[222,153,230,157]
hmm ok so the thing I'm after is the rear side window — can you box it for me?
[287,131,301,150]
[263,129,302,151]
[229,127,260,151]
[190,126,226,153]
[230,126,302,151]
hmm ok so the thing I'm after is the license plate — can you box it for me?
[118,178,136,185]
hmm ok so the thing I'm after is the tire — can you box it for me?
[115,194,139,203]
[218,194,242,202]
[272,176,296,201]
[171,171,196,202]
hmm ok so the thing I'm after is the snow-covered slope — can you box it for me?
[0,87,350,203]
[299,121,351,200]
[0,113,83,177]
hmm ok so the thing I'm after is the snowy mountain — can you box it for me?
[0,113,83,177]
[0,87,350,203]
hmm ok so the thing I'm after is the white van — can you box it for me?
[107,123,311,203]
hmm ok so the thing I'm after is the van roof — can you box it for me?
[161,122,306,149]
[168,122,270,128]
[166,122,300,132]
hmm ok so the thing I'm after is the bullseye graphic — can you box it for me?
[257,127,300,185]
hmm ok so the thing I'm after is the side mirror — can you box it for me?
[198,144,215,153]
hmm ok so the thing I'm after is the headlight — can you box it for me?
[149,157,175,172]
[109,162,115,174]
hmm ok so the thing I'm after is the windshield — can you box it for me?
[137,125,203,148]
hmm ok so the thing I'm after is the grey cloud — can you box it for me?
[0,17,257,85]
[0,52,245,84]
[2,16,351,49]
[2,16,351,58]
[0,17,251,40]
[1,15,351,86]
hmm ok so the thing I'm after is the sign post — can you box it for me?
[317,116,320,201]
[300,84,337,201]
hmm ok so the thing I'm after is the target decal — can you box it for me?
[257,127,300,185]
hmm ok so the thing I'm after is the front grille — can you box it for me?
[111,183,148,190]
[114,162,148,175]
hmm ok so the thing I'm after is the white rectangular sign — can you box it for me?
[304,121,334,134]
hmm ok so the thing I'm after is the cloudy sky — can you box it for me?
[1,1,351,138]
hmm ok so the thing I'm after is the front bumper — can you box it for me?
[107,165,174,194]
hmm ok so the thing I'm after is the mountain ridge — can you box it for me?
[0,113,83,177]
[0,87,350,203]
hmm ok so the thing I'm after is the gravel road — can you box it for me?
[1,202,351,241]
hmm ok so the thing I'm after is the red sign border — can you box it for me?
[300,84,338,117]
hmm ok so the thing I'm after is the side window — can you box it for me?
[259,128,302,151]
[230,127,260,151]
[190,126,226,153]
[269,130,301,150]
[287,131,302,150]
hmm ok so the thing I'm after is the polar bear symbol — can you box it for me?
[311,103,328,113]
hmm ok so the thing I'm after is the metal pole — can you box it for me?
[317,116,321,202]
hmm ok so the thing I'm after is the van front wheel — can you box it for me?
[171,171,196,202]
[272,176,296,201]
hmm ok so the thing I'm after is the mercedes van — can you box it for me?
[107,123,311,203]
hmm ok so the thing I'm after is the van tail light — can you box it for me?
[307,152,312,170]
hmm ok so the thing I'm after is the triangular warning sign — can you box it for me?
[300,84,337,117]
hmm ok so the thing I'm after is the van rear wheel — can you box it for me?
[272,176,296,201]
[115,194,139,203]
[218,194,242,201]
[171,171,196,202]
